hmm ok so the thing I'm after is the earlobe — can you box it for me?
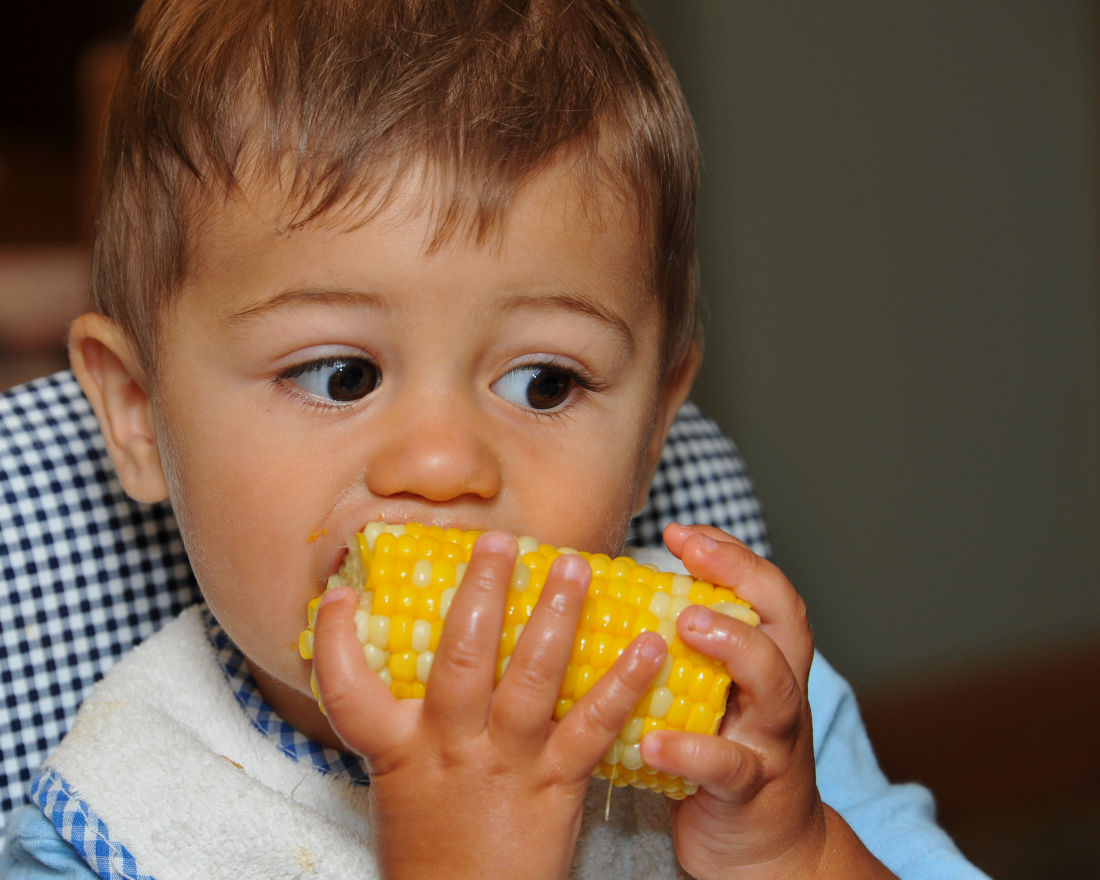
[68,313,170,504]
[634,343,702,516]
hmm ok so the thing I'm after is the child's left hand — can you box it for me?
[641,524,896,880]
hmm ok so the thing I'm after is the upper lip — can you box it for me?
[365,509,491,533]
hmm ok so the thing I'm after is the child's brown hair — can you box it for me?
[93,0,701,377]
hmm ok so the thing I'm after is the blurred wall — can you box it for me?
[637,1,1100,690]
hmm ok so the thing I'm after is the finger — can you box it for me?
[663,521,751,557]
[641,728,762,803]
[421,530,516,735]
[677,604,805,737]
[549,631,667,776]
[663,523,813,683]
[491,553,591,742]
[665,524,793,621]
[312,586,406,756]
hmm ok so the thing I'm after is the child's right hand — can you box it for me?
[311,530,667,880]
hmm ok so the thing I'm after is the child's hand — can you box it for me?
[311,531,667,880]
[641,524,896,880]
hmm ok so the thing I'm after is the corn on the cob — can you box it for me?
[299,521,759,798]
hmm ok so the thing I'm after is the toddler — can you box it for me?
[2,1,989,878]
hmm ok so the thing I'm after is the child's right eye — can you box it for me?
[279,356,381,404]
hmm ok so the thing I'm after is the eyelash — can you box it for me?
[499,358,605,420]
[274,355,380,409]
[272,355,607,415]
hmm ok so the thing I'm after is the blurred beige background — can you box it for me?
[3,3,1099,878]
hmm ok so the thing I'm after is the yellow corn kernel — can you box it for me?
[301,521,759,799]
[389,649,418,683]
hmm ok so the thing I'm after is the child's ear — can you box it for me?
[68,313,170,504]
[635,342,701,516]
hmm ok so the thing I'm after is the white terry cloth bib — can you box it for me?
[40,604,687,880]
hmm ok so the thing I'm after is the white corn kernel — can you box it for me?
[648,591,671,618]
[671,575,693,597]
[363,521,386,547]
[353,609,370,644]
[369,615,390,649]
[517,535,540,556]
[648,686,674,719]
[712,601,761,626]
[416,650,434,683]
[411,619,432,653]
[440,586,457,618]
[620,716,644,745]
[364,643,388,672]
[620,743,643,771]
[412,559,433,588]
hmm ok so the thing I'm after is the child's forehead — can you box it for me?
[203,153,649,261]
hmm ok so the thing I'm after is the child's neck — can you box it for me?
[249,661,346,750]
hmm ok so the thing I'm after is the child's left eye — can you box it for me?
[279,356,380,403]
[492,363,583,411]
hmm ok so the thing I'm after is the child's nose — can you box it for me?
[364,404,501,503]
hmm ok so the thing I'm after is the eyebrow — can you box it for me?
[498,291,636,352]
[224,288,389,323]
[224,286,636,350]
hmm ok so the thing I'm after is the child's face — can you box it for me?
[128,163,693,741]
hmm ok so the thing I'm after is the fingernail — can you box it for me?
[640,734,661,760]
[554,553,589,582]
[680,604,713,633]
[696,534,720,554]
[318,585,351,608]
[639,632,667,661]
[477,530,515,555]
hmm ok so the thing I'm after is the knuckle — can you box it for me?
[577,665,639,735]
[787,591,810,630]
[723,538,760,578]
[506,651,558,696]
[582,694,624,736]
[315,674,357,722]
[773,674,805,730]
[724,618,757,661]
[717,742,762,796]
[442,641,486,673]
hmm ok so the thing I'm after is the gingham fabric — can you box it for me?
[205,606,371,785]
[31,767,154,880]
[629,407,772,556]
[1,372,197,827]
[0,369,769,831]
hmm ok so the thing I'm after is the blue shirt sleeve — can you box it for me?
[0,805,98,880]
[809,651,991,879]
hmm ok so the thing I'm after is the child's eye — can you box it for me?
[280,356,380,403]
[492,363,583,411]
